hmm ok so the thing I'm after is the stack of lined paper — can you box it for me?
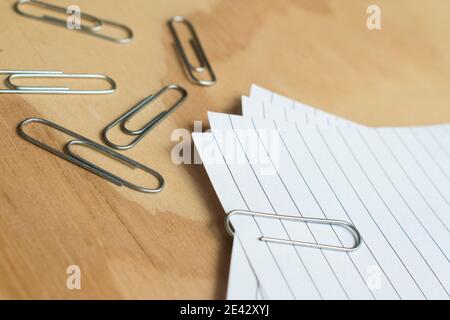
[193,85,450,300]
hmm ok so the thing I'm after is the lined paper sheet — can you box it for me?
[240,88,450,298]
[193,132,295,299]
[230,94,345,298]
[242,94,450,232]
[227,239,264,300]
[242,95,361,128]
[249,85,360,127]
[234,89,354,298]
[229,85,449,299]
[229,90,358,298]
[194,111,450,300]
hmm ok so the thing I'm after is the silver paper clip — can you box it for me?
[226,210,362,252]
[18,118,164,193]
[14,0,133,44]
[0,70,116,94]
[168,16,216,86]
[103,84,188,150]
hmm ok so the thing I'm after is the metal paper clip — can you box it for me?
[226,210,362,252]
[13,0,102,31]
[168,16,216,86]
[14,0,133,44]
[103,84,188,150]
[0,70,116,94]
[18,118,164,193]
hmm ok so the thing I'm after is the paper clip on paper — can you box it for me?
[168,16,216,86]
[18,118,164,193]
[103,84,188,150]
[14,0,133,44]
[226,210,362,252]
[0,70,116,94]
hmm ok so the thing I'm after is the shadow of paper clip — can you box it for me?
[226,210,362,252]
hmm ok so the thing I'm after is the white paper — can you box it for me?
[195,110,450,300]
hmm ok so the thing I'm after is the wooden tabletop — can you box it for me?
[1,0,450,299]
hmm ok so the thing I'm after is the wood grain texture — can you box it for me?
[1,0,450,299]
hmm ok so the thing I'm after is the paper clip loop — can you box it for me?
[103,84,188,150]
[0,70,116,94]
[226,210,362,252]
[14,0,133,44]
[18,118,164,193]
[168,16,216,86]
